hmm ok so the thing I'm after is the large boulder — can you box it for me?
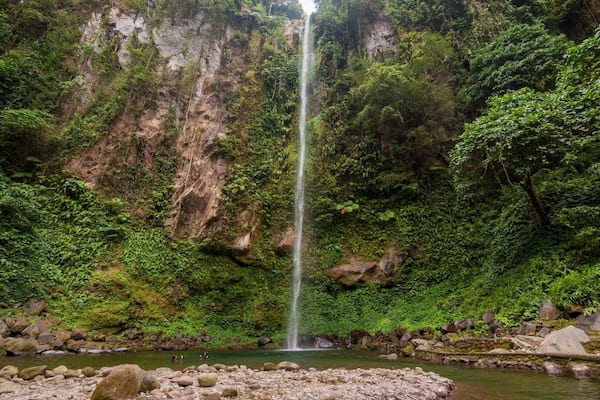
[91,364,144,400]
[0,337,39,355]
[539,326,589,355]
[539,300,561,320]
[329,249,405,286]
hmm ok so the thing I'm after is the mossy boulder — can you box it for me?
[18,365,47,380]
[91,364,144,400]
[0,337,39,355]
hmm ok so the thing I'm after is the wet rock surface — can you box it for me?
[0,363,454,400]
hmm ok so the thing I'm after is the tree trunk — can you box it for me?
[522,175,550,227]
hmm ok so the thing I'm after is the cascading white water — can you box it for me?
[287,1,315,350]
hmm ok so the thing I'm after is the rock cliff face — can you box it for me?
[363,18,398,60]
[67,6,283,242]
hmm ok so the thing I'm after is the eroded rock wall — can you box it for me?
[68,6,250,241]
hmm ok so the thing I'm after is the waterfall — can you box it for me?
[287,2,315,350]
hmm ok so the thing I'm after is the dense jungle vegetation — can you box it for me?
[0,0,599,343]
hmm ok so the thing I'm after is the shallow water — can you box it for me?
[1,349,599,399]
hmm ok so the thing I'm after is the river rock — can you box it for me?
[52,330,72,347]
[378,353,398,360]
[489,348,511,354]
[5,316,30,335]
[82,367,97,377]
[482,312,495,324]
[277,361,300,371]
[71,327,88,340]
[0,321,8,338]
[91,364,144,400]
[576,311,600,332]
[263,363,278,371]
[350,329,371,345]
[0,379,21,394]
[37,332,55,345]
[539,326,589,355]
[66,339,87,352]
[566,305,584,318]
[198,373,218,387]
[222,388,238,397]
[258,336,272,346]
[1,337,39,355]
[455,318,475,331]
[537,327,551,338]
[412,339,432,351]
[440,322,457,334]
[543,361,565,376]
[0,365,18,379]
[22,320,49,339]
[26,299,49,315]
[518,322,537,336]
[64,369,80,378]
[316,336,334,348]
[570,363,591,379]
[173,376,194,387]
[141,374,160,391]
[52,365,69,376]
[539,300,560,320]
[18,365,47,380]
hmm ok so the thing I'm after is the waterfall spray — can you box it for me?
[287,3,314,350]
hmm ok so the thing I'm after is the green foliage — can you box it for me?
[550,262,600,308]
[452,89,568,188]
[0,0,599,344]
[468,25,570,108]
[336,200,360,214]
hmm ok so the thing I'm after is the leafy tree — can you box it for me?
[452,89,566,225]
[352,58,457,170]
[468,24,570,108]
[453,29,600,226]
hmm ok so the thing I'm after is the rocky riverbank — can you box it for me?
[0,362,455,400]
[2,300,600,381]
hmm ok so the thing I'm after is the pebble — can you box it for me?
[0,364,454,400]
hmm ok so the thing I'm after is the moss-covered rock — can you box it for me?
[18,365,47,380]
